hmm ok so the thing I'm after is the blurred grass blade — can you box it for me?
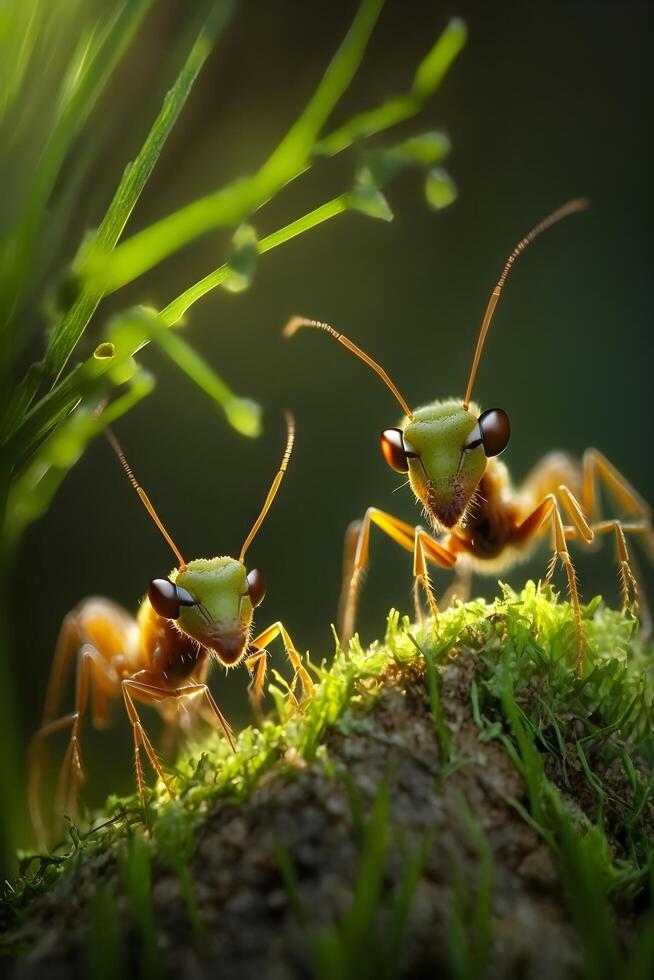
[44,1,236,380]
[149,325,262,438]
[6,373,154,547]
[412,16,468,96]
[0,0,153,343]
[317,17,467,156]
[85,0,383,296]
[254,0,383,189]
[0,2,40,124]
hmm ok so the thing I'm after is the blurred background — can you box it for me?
[9,0,653,830]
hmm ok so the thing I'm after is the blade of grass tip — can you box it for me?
[317,17,467,157]
[90,0,383,296]
[44,2,234,382]
[254,0,384,188]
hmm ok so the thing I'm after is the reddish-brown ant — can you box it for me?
[28,414,312,846]
[285,201,654,665]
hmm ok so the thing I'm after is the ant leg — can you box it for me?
[41,614,81,724]
[582,449,652,529]
[338,507,457,643]
[582,518,649,618]
[249,622,314,709]
[56,649,119,828]
[127,679,235,751]
[121,682,178,809]
[243,650,269,716]
[28,647,117,847]
[581,449,654,613]
[515,494,586,672]
[28,714,77,850]
[123,679,235,804]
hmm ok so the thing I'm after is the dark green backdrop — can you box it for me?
[12,0,653,818]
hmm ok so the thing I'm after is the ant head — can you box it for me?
[108,415,292,667]
[154,557,264,666]
[388,400,510,529]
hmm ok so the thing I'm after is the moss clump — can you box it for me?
[2,583,654,978]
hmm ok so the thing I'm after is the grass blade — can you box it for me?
[45,2,235,379]
[86,0,384,294]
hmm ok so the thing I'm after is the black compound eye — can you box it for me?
[148,578,196,619]
[246,568,267,607]
[380,428,419,473]
[475,408,511,457]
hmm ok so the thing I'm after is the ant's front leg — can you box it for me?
[338,507,458,644]
[245,622,314,714]
[122,676,236,808]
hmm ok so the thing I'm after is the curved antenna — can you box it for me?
[239,413,295,563]
[463,198,589,410]
[105,427,187,571]
[284,317,415,421]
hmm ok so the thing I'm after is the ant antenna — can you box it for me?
[283,317,415,421]
[239,412,295,563]
[463,198,589,410]
[105,427,187,571]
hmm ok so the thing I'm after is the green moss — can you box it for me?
[3,583,653,977]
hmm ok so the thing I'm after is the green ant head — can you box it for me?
[147,558,267,666]
[112,415,294,667]
[382,400,510,529]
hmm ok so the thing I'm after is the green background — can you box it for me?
[11,0,653,822]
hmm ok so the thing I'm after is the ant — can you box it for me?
[285,200,654,667]
[28,413,313,847]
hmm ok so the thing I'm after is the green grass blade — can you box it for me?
[86,0,384,295]
[317,17,467,156]
[6,371,154,547]
[45,2,235,380]
[0,0,153,342]
[160,194,349,325]
[149,325,262,438]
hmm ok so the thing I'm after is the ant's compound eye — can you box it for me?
[246,568,267,607]
[465,408,510,457]
[380,428,419,473]
[148,578,196,619]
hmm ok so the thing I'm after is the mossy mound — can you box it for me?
[2,584,653,979]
